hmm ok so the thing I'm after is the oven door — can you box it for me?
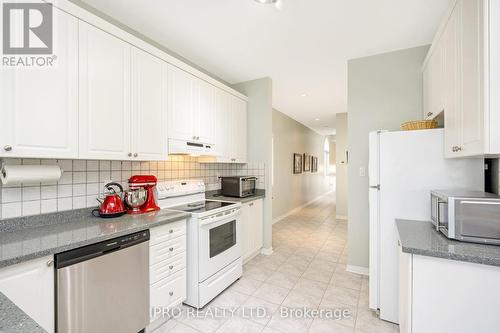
[198,208,241,282]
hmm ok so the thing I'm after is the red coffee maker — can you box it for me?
[125,175,160,214]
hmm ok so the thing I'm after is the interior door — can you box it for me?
[131,47,167,160]
[0,8,78,159]
[79,21,131,160]
[167,65,194,142]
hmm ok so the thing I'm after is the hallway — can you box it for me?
[156,193,398,333]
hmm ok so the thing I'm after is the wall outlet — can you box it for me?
[359,167,366,177]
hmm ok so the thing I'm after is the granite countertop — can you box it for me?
[0,292,46,333]
[396,219,500,267]
[205,189,265,203]
[0,208,190,269]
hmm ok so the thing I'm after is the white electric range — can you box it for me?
[156,179,242,308]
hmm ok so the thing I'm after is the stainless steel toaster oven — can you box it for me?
[431,190,500,245]
[220,176,257,198]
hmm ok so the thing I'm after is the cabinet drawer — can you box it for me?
[150,236,186,265]
[150,220,186,246]
[150,270,186,310]
[150,252,186,284]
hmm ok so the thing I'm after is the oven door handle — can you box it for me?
[200,208,240,227]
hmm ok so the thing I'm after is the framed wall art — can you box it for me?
[293,153,303,174]
[303,154,311,172]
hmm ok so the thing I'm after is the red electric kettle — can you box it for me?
[92,182,126,218]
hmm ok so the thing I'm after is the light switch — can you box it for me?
[359,167,366,177]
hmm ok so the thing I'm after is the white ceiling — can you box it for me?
[80,0,451,135]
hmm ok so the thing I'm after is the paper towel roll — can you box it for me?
[0,165,63,185]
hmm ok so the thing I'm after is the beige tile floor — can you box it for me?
[154,193,399,333]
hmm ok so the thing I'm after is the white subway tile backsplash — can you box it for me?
[41,199,57,214]
[57,197,72,211]
[73,160,87,172]
[2,202,22,218]
[22,187,40,201]
[2,188,21,203]
[0,157,265,219]
[87,160,99,171]
[22,200,41,216]
[57,185,72,198]
[41,185,57,200]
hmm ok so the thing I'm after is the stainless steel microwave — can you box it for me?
[431,190,500,245]
[220,176,257,198]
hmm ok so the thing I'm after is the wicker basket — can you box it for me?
[401,120,438,131]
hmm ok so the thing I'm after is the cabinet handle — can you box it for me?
[169,229,173,234]
[46,259,54,267]
[3,145,12,152]
[169,247,174,252]
[192,136,196,140]
[128,152,132,157]
[133,153,138,157]
[249,203,254,207]
[452,146,463,152]
[169,265,174,270]
[197,136,200,140]
[427,112,433,117]
[169,291,174,296]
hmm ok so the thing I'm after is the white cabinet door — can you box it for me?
[443,2,461,158]
[459,0,484,156]
[234,97,248,163]
[241,199,263,261]
[167,65,195,142]
[412,255,500,333]
[422,66,431,120]
[131,48,167,161]
[79,21,131,160]
[250,199,264,253]
[0,256,55,333]
[241,203,251,261]
[0,8,78,159]
[398,245,412,333]
[194,79,216,144]
[214,89,232,162]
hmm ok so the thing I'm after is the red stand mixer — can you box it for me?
[125,175,160,214]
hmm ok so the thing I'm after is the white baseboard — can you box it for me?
[346,265,369,276]
[272,190,335,224]
[336,215,348,220]
[260,247,273,256]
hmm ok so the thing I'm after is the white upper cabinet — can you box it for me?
[0,8,78,159]
[131,47,167,160]
[167,65,195,142]
[79,21,132,160]
[194,79,216,144]
[167,65,216,145]
[426,0,498,158]
[212,90,247,163]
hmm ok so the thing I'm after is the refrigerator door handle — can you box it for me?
[370,185,381,190]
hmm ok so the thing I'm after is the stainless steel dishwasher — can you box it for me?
[55,230,150,333]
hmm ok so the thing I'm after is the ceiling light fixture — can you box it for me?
[254,0,278,4]
[315,118,320,121]
[300,93,307,97]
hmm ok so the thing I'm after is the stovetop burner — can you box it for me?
[168,200,235,213]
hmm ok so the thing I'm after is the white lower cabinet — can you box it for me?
[241,199,264,262]
[398,247,500,333]
[148,220,187,330]
[0,256,55,333]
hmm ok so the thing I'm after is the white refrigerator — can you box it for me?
[368,129,484,324]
